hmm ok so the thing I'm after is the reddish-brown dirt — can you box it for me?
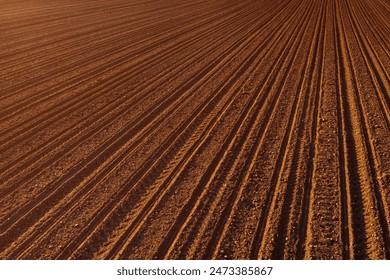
[0,0,389,260]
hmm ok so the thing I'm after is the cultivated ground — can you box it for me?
[0,0,389,259]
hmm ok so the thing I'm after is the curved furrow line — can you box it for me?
[334,0,386,259]
[158,0,313,260]
[0,4,268,255]
[0,1,259,191]
[0,0,243,111]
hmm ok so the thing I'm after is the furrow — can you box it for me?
[150,8,297,259]
[303,0,348,260]
[0,1,268,258]
[0,1,207,82]
[57,3,285,259]
[1,0,388,261]
[162,0,314,260]
[248,0,319,260]
[333,0,386,259]
[0,0,244,118]
[0,0,257,194]
[342,0,390,258]
[262,0,327,260]
[0,0,195,57]
[345,0,390,127]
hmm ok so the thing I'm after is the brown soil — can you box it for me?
[0,0,389,260]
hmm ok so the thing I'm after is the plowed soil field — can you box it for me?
[0,0,389,260]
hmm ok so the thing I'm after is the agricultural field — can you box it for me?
[0,0,389,259]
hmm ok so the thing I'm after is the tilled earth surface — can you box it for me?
[0,0,389,259]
